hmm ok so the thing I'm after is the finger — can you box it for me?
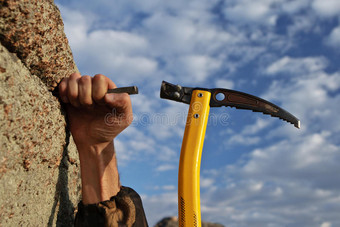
[67,73,81,107]
[78,75,93,107]
[58,77,69,103]
[92,74,116,104]
[107,77,116,90]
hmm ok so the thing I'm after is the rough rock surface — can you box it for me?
[155,216,225,227]
[0,0,81,226]
[0,0,78,90]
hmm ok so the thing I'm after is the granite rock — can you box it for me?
[0,0,78,90]
[0,0,81,226]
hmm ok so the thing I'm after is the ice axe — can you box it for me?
[160,81,300,227]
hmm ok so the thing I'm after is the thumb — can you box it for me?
[104,93,132,113]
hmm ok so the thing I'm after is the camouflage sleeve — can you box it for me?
[74,186,148,227]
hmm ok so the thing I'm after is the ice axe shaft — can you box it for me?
[178,90,210,227]
[160,81,300,227]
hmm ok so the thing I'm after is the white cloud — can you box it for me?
[156,147,177,162]
[321,222,332,227]
[201,177,215,188]
[88,30,149,54]
[76,30,157,80]
[131,94,155,113]
[312,0,340,17]
[224,118,273,146]
[287,14,318,37]
[325,26,340,48]
[169,55,222,83]
[58,0,290,87]
[227,134,261,146]
[147,124,175,140]
[242,118,272,135]
[265,56,328,75]
[142,192,178,226]
[141,12,199,56]
[116,126,155,156]
[281,0,310,14]
[199,178,340,226]
[99,54,157,80]
[156,164,176,172]
[224,0,278,25]
[114,139,131,163]
[146,101,187,139]
[162,185,176,191]
[58,5,158,83]
[263,68,340,134]
[58,5,94,49]
[215,79,234,89]
[242,132,340,186]
[195,130,340,225]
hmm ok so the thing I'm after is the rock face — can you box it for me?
[0,0,77,90]
[155,217,225,227]
[0,0,80,226]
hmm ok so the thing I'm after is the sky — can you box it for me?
[55,0,340,226]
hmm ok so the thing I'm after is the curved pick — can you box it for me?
[210,88,300,129]
[160,81,300,129]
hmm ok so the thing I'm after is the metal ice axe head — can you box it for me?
[160,81,300,128]
[159,81,300,227]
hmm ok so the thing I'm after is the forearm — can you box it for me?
[59,73,131,204]
[60,74,148,226]
[76,141,120,204]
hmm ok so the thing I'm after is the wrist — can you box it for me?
[72,131,117,151]
[76,140,114,160]
[77,141,121,204]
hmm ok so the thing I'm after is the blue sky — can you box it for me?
[55,0,340,226]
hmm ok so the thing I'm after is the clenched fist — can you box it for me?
[59,73,133,149]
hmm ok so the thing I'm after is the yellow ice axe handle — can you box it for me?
[178,90,211,227]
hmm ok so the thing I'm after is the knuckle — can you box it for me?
[93,74,107,83]
[70,72,81,80]
[79,75,91,84]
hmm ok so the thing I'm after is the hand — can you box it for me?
[59,73,133,150]
[59,73,132,203]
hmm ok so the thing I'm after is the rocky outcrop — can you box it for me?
[0,0,77,90]
[0,0,80,226]
[155,216,224,227]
